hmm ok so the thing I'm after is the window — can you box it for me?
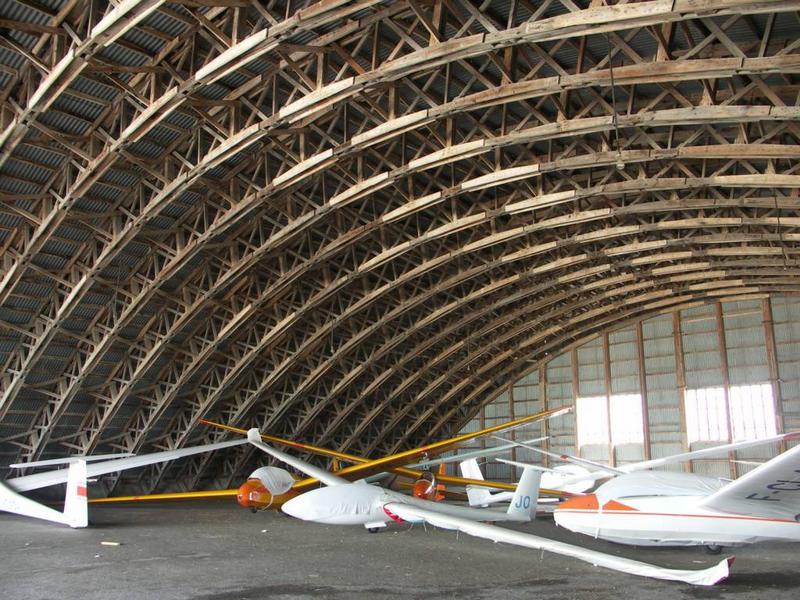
[684,383,776,443]
[576,394,644,447]
[576,396,608,446]
[610,394,645,444]
[684,387,727,443]
[730,383,777,440]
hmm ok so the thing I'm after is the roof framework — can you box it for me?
[0,0,799,493]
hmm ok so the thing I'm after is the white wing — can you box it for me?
[498,431,800,487]
[246,428,348,486]
[9,453,135,469]
[6,438,248,493]
[409,436,547,469]
[700,444,800,519]
[384,503,732,586]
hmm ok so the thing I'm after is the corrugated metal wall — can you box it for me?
[458,296,799,482]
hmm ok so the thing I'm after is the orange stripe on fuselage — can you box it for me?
[558,494,637,512]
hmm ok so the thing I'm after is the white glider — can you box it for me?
[1,438,247,527]
[554,443,800,550]
[244,428,732,586]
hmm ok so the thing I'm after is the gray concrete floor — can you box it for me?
[1,500,798,599]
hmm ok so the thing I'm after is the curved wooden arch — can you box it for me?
[211,280,797,483]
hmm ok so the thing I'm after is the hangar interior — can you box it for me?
[1,0,800,596]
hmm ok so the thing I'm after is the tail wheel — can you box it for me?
[368,527,380,533]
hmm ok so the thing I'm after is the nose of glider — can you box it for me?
[237,478,271,510]
[412,478,435,500]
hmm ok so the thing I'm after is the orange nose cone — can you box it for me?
[237,479,272,509]
[412,479,435,500]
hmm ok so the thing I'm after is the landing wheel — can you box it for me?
[250,507,258,514]
[705,544,722,555]
[368,527,380,533]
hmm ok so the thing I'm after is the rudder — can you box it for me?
[63,460,88,528]
[506,467,541,521]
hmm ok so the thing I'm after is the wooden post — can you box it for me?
[673,310,691,472]
[715,302,738,479]
[509,381,517,481]
[636,321,652,461]
[540,363,549,469]
[602,332,615,467]
[762,298,787,453]
[571,348,580,458]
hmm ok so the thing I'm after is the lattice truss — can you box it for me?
[0,0,798,495]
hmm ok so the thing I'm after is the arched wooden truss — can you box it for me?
[0,0,799,494]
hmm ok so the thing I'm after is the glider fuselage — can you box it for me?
[554,470,800,546]
[280,482,524,527]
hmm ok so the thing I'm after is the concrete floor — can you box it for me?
[1,500,799,600]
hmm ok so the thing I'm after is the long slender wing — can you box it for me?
[9,453,135,469]
[498,431,800,487]
[493,437,625,475]
[246,429,348,486]
[384,503,732,586]
[408,437,547,470]
[6,438,248,493]
[699,444,800,519]
[616,431,800,473]
[91,489,238,503]
[92,410,571,503]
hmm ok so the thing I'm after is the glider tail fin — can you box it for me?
[0,459,88,527]
[63,459,88,528]
[459,459,493,507]
[506,467,541,521]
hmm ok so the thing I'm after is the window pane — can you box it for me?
[685,387,726,443]
[730,383,777,441]
[576,396,608,447]
[610,394,644,444]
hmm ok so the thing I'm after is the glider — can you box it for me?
[0,438,247,527]
[553,442,800,551]
[241,428,732,586]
